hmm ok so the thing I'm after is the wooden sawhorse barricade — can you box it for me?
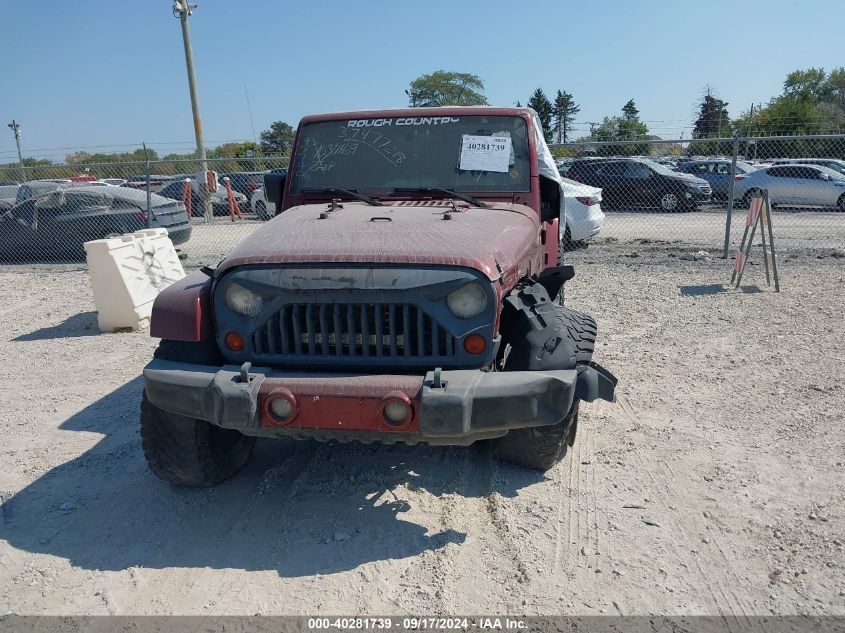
[731,190,780,291]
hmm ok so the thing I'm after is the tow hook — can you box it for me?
[239,362,252,384]
[432,367,446,389]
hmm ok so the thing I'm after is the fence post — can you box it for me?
[143,142,152,229]
[722,134,740,259]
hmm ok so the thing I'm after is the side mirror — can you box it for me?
[263,171,287,205]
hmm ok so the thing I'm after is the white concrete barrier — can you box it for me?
[83,229,186,332]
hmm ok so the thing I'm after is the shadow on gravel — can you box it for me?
[679,284,764,296]
[0,377,542,577]
[12,311,99,341]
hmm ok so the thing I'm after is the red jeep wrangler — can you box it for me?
[141,107,616,486]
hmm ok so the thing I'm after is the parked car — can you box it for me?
[218,171,267,198]
[100,178,127,186]
[559,177,605,244]
[157,178,248,217]
[0,186,192,260]
[567,157,712,211]
[249,169,287,220]
[733,164,845,210]
[124,174,172,191]
[139,106,617,486]
[15,180,72,204]
[771,158,845,176]
[676,159,756,198]
[249,187,276,220]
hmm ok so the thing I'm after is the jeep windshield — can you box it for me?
[289,115,531,196]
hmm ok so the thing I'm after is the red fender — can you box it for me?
[150,271,213,341]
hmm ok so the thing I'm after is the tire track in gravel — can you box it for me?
[430,446,471,612]
[482,452,531,611]
[651,453,761,628]
[632,447,754,625]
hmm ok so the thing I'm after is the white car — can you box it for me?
[560,177,605,244]
[250,187,276,220]
[734,164,845,210]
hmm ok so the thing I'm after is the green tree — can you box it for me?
[260,121,296,155]
[208,141,260,159]
[591,115,650,156]
[622,99,640,121]
[66,148,158,164]
[552,90,580,143]
[693,87,730,138]
[527,88,554,141]
[783,67,831,102]
[406,71,487,107]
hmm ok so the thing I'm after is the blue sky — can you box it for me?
[1,0,843,162]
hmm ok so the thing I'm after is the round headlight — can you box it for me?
[446,282,487,319]
[225,282,263,317]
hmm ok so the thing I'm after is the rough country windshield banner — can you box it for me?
[290,115,531,193]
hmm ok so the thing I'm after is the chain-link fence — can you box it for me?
[551,134,845,258]
[1,134,844,269]
[0,156,288,267]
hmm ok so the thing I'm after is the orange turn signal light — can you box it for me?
[463,333,486,355]
[225,331,245,352]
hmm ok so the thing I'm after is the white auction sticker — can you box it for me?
[459,135,512,172]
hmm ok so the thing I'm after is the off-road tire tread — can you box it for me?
[140,393,255,487]
[555,307,597,365]
[494,305,596,470]
[141,339,253,487]
[494,402,580,471]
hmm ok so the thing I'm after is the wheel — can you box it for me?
[659,191,680,212]
[255,201,271,221]
[140,340,255,487]
[838,194,845,212]
[140,394,256,487]
[743,188,762,208]
[493,306,596,470]
[492,401,580,471]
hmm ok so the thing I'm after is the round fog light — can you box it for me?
[463,333,487,355]
[269,396,294,421]
[225,331,245,352]
[384,400,410,425]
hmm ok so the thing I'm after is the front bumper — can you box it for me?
[143,360,616,445]
[684,188,712,204]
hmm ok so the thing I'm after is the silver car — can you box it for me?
[772,158,845,176]
[734,164,845,211]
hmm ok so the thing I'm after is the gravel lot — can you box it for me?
[0,235,843,616]
[178,206,845,269]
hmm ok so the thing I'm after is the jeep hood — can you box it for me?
[217,202,541,282]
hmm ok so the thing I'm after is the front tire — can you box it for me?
[838,194,845,212]
[140,340,255,487]
[493,401,580,471]
[140,394,256,487]
[493,306,596,470]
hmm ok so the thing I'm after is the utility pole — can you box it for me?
[172,0,212,220]
[7,120,25,182]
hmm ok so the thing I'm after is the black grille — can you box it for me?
[252,303,457,359]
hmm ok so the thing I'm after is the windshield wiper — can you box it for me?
[394,187,487,208]
[302,187,382,206]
